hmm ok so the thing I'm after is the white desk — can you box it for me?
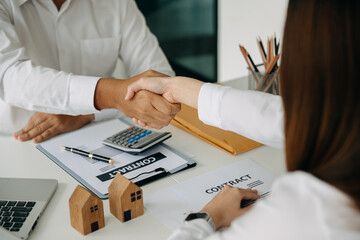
[0,78,286,240]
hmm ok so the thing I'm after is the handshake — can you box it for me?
[95,69,204,129]
[14,70,204,144]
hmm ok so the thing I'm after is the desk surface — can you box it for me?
[0,78,286,240]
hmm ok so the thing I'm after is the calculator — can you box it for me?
[102,126,172,153]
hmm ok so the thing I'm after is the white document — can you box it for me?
[145,159,276,230]
[37,118,192,198]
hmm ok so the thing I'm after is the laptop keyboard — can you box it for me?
[0,200,36,232]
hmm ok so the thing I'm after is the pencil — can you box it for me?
[239,45,261,83]
[257,37,267,66]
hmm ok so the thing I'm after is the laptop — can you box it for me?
[0,178,57,239]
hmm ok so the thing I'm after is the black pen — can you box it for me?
[61,146,114,165]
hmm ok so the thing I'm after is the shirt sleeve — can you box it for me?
[118,0,175,77]
[0,3,100,115]
[198,83,284,148]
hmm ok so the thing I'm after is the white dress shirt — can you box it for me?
[0,0,173,135]
[198,83,284,148]
[169,171,360,240]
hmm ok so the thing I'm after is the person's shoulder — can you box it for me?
[270,171,357,215]
[273,171,342,196]
[272,171,336,198]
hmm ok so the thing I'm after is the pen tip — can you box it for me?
[109,158,114,165]
[60,146,65,150]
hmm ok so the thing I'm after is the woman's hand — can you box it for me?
[14,112,94,143]
[200,186,260,230]
[125,77,177,103]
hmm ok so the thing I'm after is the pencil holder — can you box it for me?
[248,64,280,95]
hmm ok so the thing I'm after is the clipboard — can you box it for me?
[36,118,196,199]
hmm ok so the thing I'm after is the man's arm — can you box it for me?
[0,3,98,115]
[14,70,180,143]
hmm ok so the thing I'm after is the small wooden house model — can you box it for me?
[108,173,144,222]
[69,185,105,235]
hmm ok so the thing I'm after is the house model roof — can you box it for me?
[69,185,98,207]
[108,173,139,195]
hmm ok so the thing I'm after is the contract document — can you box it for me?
[37,118,195,199]
[145,159,276,230]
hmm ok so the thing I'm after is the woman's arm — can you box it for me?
[125,77,284,148]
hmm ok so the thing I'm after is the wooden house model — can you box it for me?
[108,173,144,222]
[69,185,105,235]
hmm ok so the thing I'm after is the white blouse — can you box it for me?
[168,171,360,240]
[167,83,360,240]
[198,83,284,149]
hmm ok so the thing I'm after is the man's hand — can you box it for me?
[14,112,94,143]
[94,70,181,129]
[123,90,180,129]
[200,186,260,230]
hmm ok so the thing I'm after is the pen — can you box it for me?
[60,146,114,165]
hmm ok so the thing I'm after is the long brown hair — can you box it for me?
[280,0,360,208]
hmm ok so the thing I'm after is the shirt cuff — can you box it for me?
[68,74,100,114]
[198,83,231,127]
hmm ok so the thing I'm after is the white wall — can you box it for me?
[218,0,288,82]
